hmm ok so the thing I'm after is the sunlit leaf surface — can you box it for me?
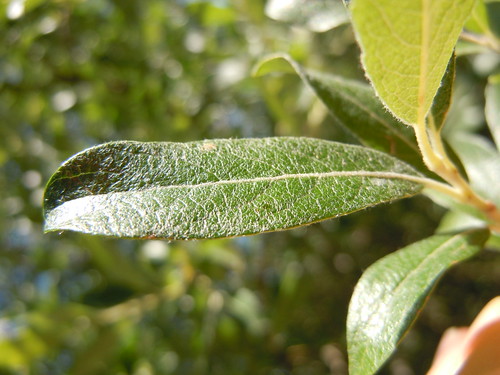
[350,0,475,125]
[44,137,424,239]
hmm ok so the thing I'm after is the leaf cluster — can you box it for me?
[2,0,500,374]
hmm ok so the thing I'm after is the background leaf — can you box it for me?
[347,229,489,375]
[485,1,500,38]
[485,74,500,150]
[465,0,492,36]
[44,137,424,239]
[437,210,500,251]
[265,0,348,32]
[254,55,428,174]
[447,133,500,206]
[350,0,476,125]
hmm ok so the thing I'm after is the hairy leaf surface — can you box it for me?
[350,0,475,125]
[347,229,489,375]
[44,138,424,239]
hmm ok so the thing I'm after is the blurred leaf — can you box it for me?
[347,229,489,375]
[488,233,500,251]
[0,320,47,370]
[437,210,489,233]
[196,240,245,271]
[485,74,500,150]
[350,0,475,125]
[455,40,493,55]
[70,327,118,375]
[465,0,491,35]
[424,188,488,225]
[448,133,500,206]
[431,54,456,130]
[437,210,500,250]
[81,237,159,293]
[485,1,500,38]
[254,54,428,173]
[265,0,348,32]
[228,288,267,336]
[0,305,91,371]
[44,138,424,239]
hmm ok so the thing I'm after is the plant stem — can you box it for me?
[414,117,500,232]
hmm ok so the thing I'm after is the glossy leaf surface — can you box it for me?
[347,229,489,375]
[350,0,475,125]
[44,138,424,239]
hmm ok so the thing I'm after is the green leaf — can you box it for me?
[465,0,492,35]
[437,210,500,251]
[430,54,456,130]
[350,0,476,125]
[253,55,428,174]
[347,229,489,375]
[485,1,500,38]
[486,74,500,150]
[448,133,500,206]
[265,0,349,32]
[70,327,118,375]
[43,137,425,239]
[437,209,489,233]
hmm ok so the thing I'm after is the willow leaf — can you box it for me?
[44,138,424,239]
[347,229,489,375]
[350,0,475,125]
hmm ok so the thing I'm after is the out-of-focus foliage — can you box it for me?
[1,1,499,374]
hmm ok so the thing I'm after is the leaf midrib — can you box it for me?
[62,170,425,197]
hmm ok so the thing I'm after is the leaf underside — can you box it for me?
[350,0,475,125]
[43,137,424,239]
[347,229,489,375]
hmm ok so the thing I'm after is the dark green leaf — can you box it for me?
[486,1,500,38]
[347,229,489,375]
[70,327,118,375]
[430,54,456,130]
[254,55,428,174]
[44,137,425,239]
